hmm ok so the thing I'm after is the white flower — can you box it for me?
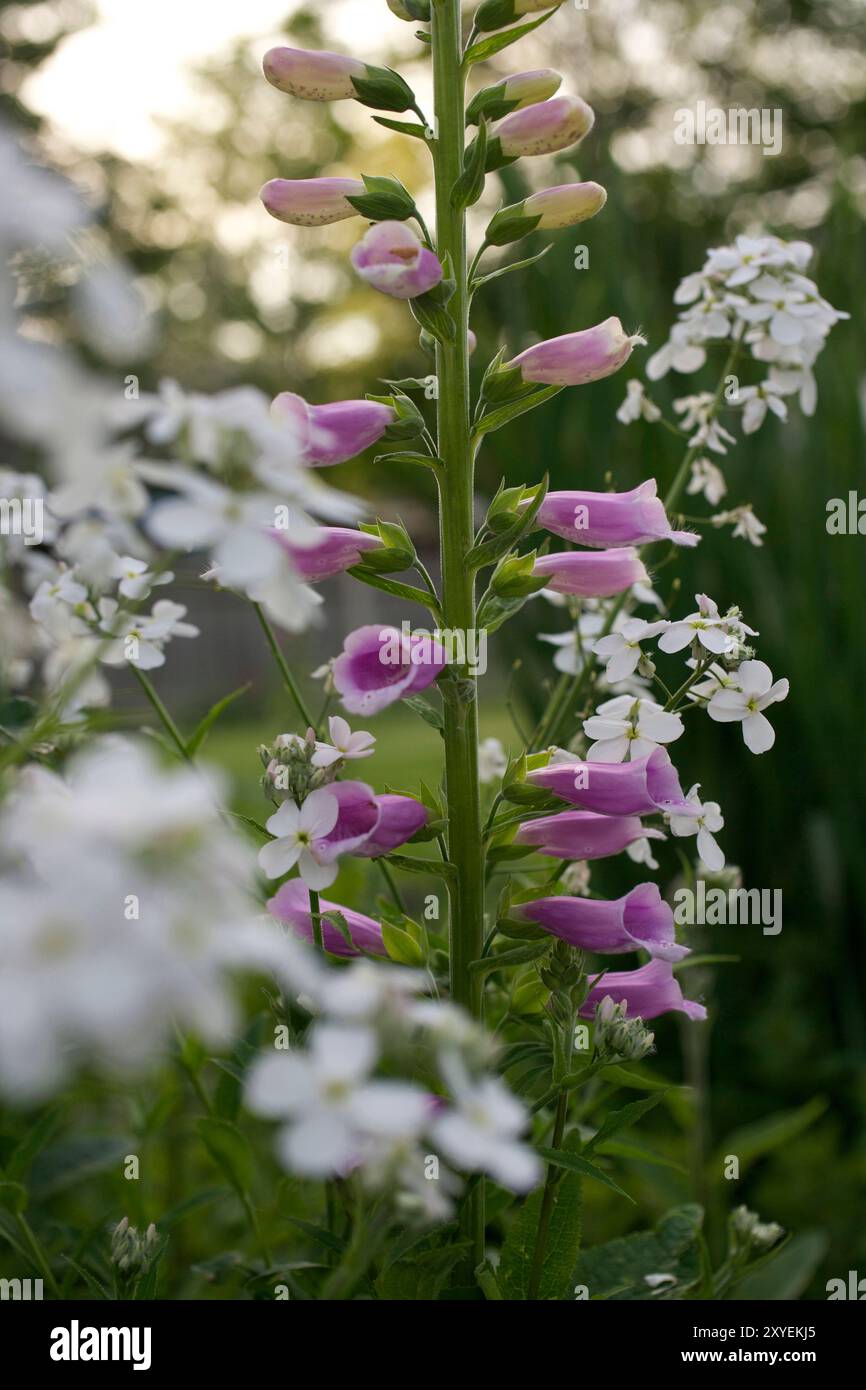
[687,661,743,703]
[584,694,684,763]
[737,382,789,434]
[626,837,661,871]
[311,716,376,768]
[98,598,199,670]
[50,443,150,520]
[687,457,727,506]
[561,861,591,895]
[711,505,767,547]
[478,737,508,783]
[673,393,737,455]
[593,618,669,682]
[616,379,661,425]
[431,1063,540,1193]
[110,554,173,601]
[258,789,340,888]
[668,785,725,871]
[29,568,88,625]
[658,593,731,656]
[707,659,789,754]
[245,1025,428,1177]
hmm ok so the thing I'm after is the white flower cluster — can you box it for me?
[245,953,541,1216]
[646,234,848,420]
[0,739,293,1101]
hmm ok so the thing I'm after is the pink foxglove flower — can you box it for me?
[578,958,707,1022]
[333,624,448,715]
[274,526,383,582]
[514,810,665,861]
[527,747,697,816]
[493,95,594,159]
[351,221,443,300]
[508,317,646,386]
[352,794,429,857]
[272,392,395,467]
[260,177,366,226]
[537,481,698,549]
[315,780,381,862]
[258,788,340,888]
[513,883,687,962]
[707,660,789,754]
[263,47,367,101]
[268,879,387,957]
[532,548,648,598]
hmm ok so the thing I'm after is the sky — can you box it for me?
[23,0,387,160]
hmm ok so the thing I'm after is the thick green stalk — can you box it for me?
[431,0,485,1264]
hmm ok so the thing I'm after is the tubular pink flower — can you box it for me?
[523,181,607,229]
[263,47,367,101]
[508,317,646,386]
[332,624,448,716]
[352,794,429,857]
[501,69,562,108]
[578,958,707,1022]
[259,177,366,227]
[314,780,381,863]
[513,883,687,962]
[495,95,594,159]
[272,526,383,582]
[536,480,699,548]
[514,810,665,861]
[268,878,387,957]
[271,392,395,467]
[350,220,443,300]
[532,548,648,598]
[526,748,698,816]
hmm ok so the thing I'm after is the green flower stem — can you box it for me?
[526,1088,568,1300]
[663,340,741,511]
[131,666,192,763]
[252,601,317,732]
[309,888,324,952]
[16,1212,61,1299]
[431,0,486,1269]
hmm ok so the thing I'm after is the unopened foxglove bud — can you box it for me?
[260,177,366,227]
[475,0,566,32]
[593,997,656,1062]
[466,69,562,125]
[486,95,594,168]
[507,317,646,386]
[264,47,419,113]
[486,181,607,246]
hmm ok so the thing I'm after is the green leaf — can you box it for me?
[469,940,550,975]
[61,1254,111,1300]
[731,1230,828,1301]
[601,1063,679,1092]
[186,684,250,756]
[403,694,444,731]
[346,173,416,222]
[227,812,271,841]
[375,1240,470,1299]
[0,1180,28,1213]
[712,1096,827,1173]
[584,1092,667,1156]
[5,1104,65,1182]
[574,1204,704,1301]
[473,385,563,439]
[467,475,549,570]
[196,1118,254,1197]
[286,1217,346,1257]
[372,116,431,140]
[498,1132,583,1300]
[381,917,426,966]
[594,1138,688,1177]
[451,118,488,209]
[374,449,442,469]
[536,1146,635,1204]
[464,10,559,65]
[472,244,552,289]
[409,291,456,345]
[30,1135,135,1198]
[347,566,441,617]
